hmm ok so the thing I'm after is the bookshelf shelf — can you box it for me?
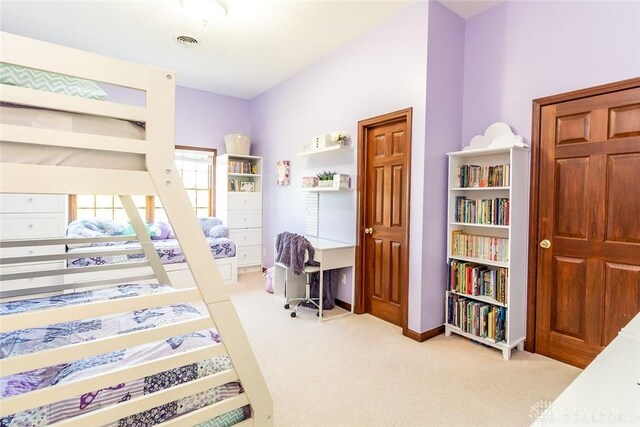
[445,146,530,360]
[449,187,510,191]
[449,222,509,229]
[446,325,511,350]
[447,290,507,308]
[448,255,509,268]
[228,173,262,177]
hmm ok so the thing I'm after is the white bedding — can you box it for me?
[0,104,147,170]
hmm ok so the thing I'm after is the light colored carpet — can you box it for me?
[227,273,581,427]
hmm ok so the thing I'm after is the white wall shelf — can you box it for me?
[297,145,354,157]
[444,146,530,360]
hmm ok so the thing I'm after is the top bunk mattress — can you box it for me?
[0,104,147,170]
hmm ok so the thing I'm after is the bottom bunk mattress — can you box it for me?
[0,283,247,427]
[67,237,236,267]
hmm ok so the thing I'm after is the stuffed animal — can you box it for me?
[149,221,171,240]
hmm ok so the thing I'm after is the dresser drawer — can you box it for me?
[0,194,65,213]
[0,213,66,239]
[226,211,261,229]
[236,245,261,267]
[0,261,65,293]
[229,228,262,247]
[0,245,66,260]
[227,193,262,211]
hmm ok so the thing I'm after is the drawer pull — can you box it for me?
[28,224,34,229]
[28,250,34,255]
[27,198,33,202]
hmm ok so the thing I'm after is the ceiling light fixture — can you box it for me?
[180,0,228,25]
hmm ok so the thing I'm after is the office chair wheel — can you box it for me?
[290,312,297,318]
[316,311,320,317]
[284,304,290,309]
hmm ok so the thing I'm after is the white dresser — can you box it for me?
[216,155,263,273]
[0,194,67,296]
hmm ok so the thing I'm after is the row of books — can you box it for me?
[448,260,508,303]
[228,160,257,174]
[448,294,506,342]
[456,163,510,188]
[454,196,510,225]
[451,230,509,262]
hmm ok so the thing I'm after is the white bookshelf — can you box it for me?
[216,154,263,273]
[444,146,530,360]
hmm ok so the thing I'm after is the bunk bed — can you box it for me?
[0,32,273,426]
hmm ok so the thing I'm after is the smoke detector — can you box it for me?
[176,35,199,47]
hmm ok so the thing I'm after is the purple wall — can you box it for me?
[421,1,465,332]
[250,2,430,330]
[462,0,640,145]
[104,84,250,151]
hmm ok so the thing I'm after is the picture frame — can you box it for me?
[240,181,256,192]
[276,160,290,186]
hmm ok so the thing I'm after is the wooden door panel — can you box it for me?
[389,241,402,305]
[374,166,385,225]
[372,238,384,300]
[556,113,591,144]
[551,256,587,339]
[375,134,386,157]
[392,130,405,155]
[554,158,590,239]
[603,262,640,346]
[606,153,640,243]
[609,103,640,139]
[391,165,403,228]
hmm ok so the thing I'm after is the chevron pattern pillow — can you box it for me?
[0,62,107,100]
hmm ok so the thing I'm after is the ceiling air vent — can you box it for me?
[176,35,199,46]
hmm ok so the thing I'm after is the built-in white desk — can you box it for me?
[274,236,355,321]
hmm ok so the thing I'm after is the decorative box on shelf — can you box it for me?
[332,173,350,189]
[302,177,319,188]
[311,134,337,150]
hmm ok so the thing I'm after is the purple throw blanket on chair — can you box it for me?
[275,232,315,276]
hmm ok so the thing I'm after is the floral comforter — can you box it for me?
[67,237,236,267]
[0,284,246,427]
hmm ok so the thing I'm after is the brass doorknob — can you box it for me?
[540,239,551,249]
[364,227,373,235]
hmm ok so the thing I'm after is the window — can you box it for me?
[154,147,215,222]
[69,147,216,223]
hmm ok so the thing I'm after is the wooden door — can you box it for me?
[358,109,411,327]
[534,84,640,368]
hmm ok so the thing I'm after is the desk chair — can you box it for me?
[284,264,321,317]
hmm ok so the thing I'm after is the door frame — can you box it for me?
[525,77,640,353]
[354,108,412,334]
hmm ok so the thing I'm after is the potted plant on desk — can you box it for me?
[317,171,336,187]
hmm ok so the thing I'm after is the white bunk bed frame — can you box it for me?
[0,32,273,426]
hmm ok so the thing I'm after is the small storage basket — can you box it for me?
[224,133,251,155]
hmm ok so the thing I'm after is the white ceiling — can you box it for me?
[439,0,504,19]
[0,0,413,99]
